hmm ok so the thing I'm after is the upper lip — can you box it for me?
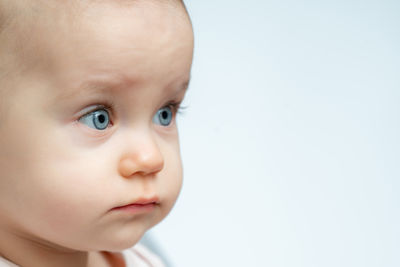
[112,196,160,209]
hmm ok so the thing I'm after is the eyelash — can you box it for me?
[166,101,186,116]
[79,100,186,125]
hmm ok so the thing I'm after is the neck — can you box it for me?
[0,227,108,267]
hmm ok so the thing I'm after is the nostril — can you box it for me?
[137,153,164,173]
[118,150,164,178]
[119,158,136,178]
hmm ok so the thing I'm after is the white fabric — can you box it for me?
[0,256,18,267]
[123,243,166,267]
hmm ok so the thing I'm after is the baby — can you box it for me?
[0,0,193,266]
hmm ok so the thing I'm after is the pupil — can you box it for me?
[162,111,168,120]
[98,114,105,124]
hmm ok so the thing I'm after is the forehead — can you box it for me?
[42,0,191,62]
[23,0,193,96]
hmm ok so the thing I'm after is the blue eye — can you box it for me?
[153,106,173,126]
[79,109,110,130]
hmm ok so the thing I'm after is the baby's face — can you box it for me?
[0,1,193,251]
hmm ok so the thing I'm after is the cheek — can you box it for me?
[32,151,113,220]
[8,151,119,250]
[159,146,183,213]
[0,127,113,238]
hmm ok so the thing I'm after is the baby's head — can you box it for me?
[0,0,193,258]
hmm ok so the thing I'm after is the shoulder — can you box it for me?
[122,243,166,267]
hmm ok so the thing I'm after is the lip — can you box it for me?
[110,197,160,214]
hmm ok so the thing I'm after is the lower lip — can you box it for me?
[111,203,156,214]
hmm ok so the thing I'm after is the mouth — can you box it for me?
[110,197,160,214]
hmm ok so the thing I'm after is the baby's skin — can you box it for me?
[0,1,193,266]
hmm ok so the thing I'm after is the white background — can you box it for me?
[150,0,400,266]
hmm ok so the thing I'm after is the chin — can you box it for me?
[103,231,147,252]
[89,216,162,252]
[97,237,139,252]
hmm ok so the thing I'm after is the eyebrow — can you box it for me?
[178,79,191,93]
[56,76,191,101]
[54,77,125,102]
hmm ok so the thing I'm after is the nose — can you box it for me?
[118,132,164,178]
